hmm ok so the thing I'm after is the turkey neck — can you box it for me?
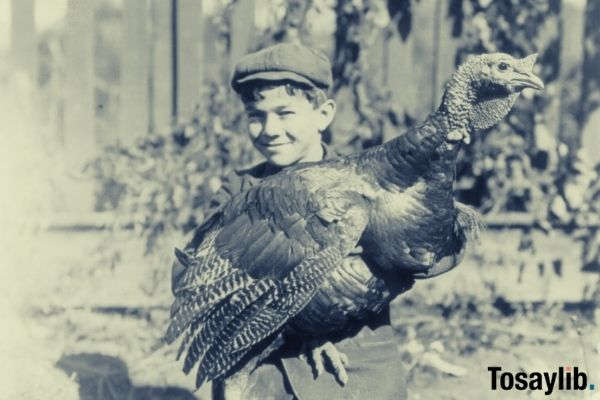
[372,65,477,190]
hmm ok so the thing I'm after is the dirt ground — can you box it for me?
[3,229,599,400]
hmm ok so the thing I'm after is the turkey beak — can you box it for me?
[512,53,545,91]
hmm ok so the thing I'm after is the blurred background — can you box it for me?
[1,0,599,399]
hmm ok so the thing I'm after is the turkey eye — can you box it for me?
[498,62,509,71]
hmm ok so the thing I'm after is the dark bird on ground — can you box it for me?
[164,53,544,389]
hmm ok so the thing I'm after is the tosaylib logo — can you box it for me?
[488,366,596,395]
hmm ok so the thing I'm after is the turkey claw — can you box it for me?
[446,128,471,145]
[305,341,349,386]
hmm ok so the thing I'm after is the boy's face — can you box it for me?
[244,86,335,167]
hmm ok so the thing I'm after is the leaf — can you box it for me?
[447,0,464,37]
[388,0,412,41]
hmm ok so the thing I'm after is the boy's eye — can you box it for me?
[277,110,295,117]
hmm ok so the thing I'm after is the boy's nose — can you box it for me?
[262,114,284,137]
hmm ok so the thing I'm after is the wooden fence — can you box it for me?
[7,0,599,213]
[7,0,599,307]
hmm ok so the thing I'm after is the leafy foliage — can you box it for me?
[450,0,562,215]
[87,83,256,253]
[448,0,599,269]
[581,0,600,124]
[387,0,412,42]
[88,0,599,271]
[329,0,410,150]
[89,0,411,252]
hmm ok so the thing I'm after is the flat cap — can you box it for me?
[231,43,333,93]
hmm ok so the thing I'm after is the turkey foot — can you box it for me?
[302,340,349,386]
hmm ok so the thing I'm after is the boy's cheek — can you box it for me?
[291,114,317,129]
[248,121,263,139]
[261,144,302,166]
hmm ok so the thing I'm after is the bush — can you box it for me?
[87,0,600,269]
[87,82,257,252]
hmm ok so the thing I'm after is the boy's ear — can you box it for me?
[317,99,336,132]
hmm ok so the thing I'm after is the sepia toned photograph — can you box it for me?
[1,0,599,399]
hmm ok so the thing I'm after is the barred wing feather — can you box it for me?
[165,175,370,388]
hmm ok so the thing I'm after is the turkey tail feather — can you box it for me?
[174,247,193,267]
[164,270,251,344]
[188,246,345,387]
[183,279,276,374]
[176,318,202,361]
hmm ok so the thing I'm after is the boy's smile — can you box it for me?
[244,86,335,167]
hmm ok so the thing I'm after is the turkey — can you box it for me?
[165,53,544,388]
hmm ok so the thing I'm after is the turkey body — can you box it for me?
[166,52,543,388]
[269,120,459,337]
[172,115,461,346]
[168,97,467,388]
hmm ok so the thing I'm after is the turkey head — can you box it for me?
[442,53,544,143]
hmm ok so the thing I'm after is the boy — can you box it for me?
[172,43,462,399]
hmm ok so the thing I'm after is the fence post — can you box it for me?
[62,0,96,212]
[434,0,459,104]
[148,0,174,134]
[64,0,95,167]
[230,0,255,68]
[386,29,414,116]
[174,0,203,123]
[10,0,36,80]
[388,0,450,122]
[384,0,458,135]
[367,30,386,90]
[558,0,586,150]
[120,0,151,143]
[202,16,222,82]
[408,0,437,119]
[580,0,600,167]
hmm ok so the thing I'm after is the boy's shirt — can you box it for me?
[203,157,292,219]
[202,144,332,221]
